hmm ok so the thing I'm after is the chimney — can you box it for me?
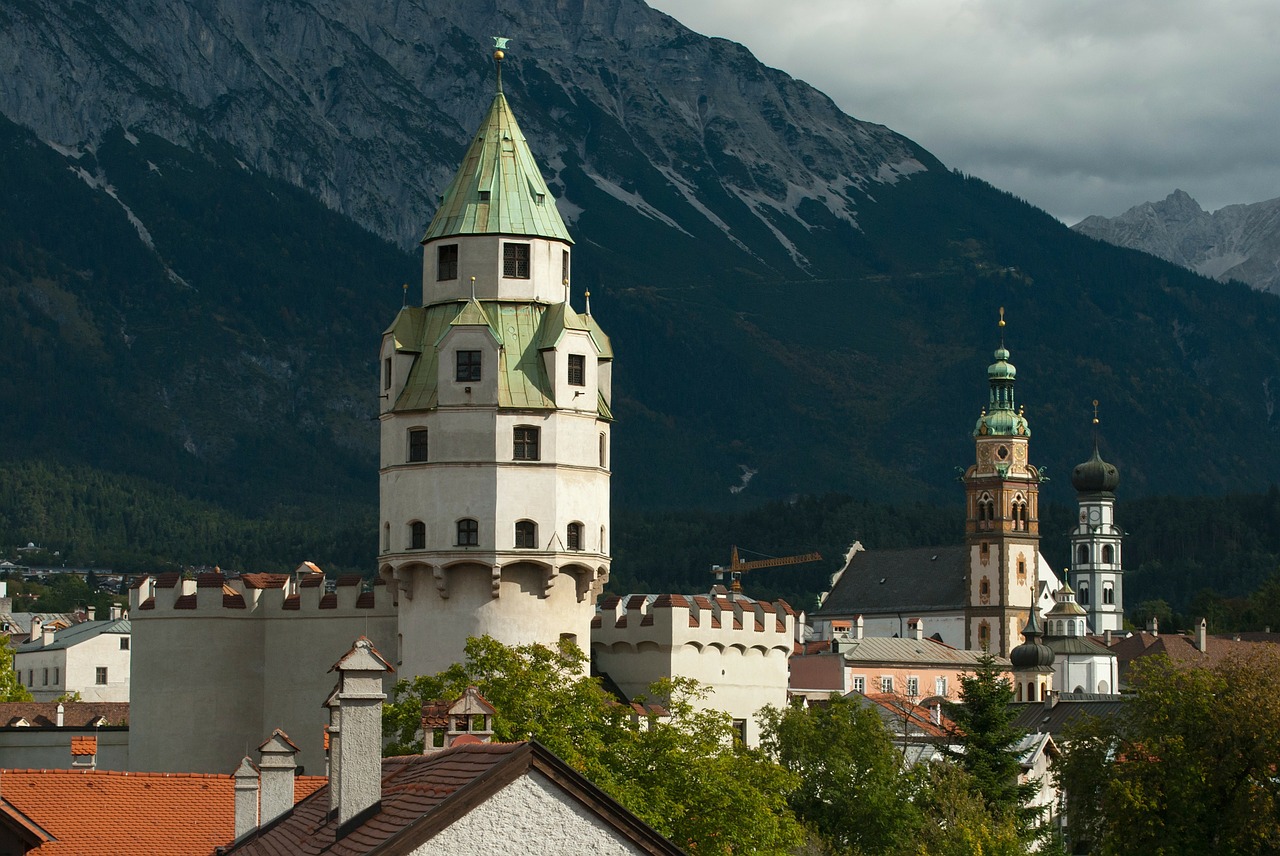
[1044,690,1059,710]
[29,616,42,643]
[1104,629,1112,646]
[909,618,924,641]
[232,757,260,840]
[1196,618,1208,652]
[87,605,96,621]
[42,624,56,647]
[56,703,64,727]
[854,615,864,640]
[330,637,393,829]
[110,604,123,620]
[257,729,299,826]
[1146,615,1159,636]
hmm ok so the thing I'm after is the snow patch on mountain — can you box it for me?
[585,171,692,237]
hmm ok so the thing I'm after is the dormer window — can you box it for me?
[568,354,585,387]
[503,243,530,279]
[478,190,491,202]
[437,244,458,281]
[456,350,482,382]
[534,192,546,205]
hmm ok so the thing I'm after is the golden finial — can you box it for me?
[998,306,1006,328]
[492,37,509,92]
[584,288,592,316]
[401,282,408,308]
[1092,399,1100,425]
[470,275,476,301]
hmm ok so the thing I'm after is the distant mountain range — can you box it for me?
[4,0,1280,551]
[1074,190,1280,295]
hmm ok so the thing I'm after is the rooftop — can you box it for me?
[815,545,968,617]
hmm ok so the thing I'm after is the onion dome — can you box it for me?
[1072,441,1120,495]
[1010,610,1055,670]
[972,309,1031,438]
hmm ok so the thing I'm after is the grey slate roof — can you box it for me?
[1010,693,1127,737]
[815,545,968,617]
[1043,635,1113,657]
[15,619,129,653]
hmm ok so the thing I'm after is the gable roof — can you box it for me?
[1010,693,1127,737]
[221,742,683,856]
[0,768,324,856]
[1108,630,1280,682]
[14,619,130,653]
[815,545,969,617]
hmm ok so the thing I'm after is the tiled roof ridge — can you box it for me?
[128,572,392,615]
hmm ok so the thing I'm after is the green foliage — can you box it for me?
[382,636,803,855]
[0,638,34,702]
[1055,651,1280,855]
[943,653,1041,837]
[912,763,1025,856]
[760,696,920,854]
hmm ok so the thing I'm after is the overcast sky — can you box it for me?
[647,0,1280,224]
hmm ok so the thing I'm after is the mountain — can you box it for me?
[1073,190,1280,295]
[4,0,1280,559]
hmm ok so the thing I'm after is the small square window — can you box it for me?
[478,190,491,202]
[513,426,540,461]
[96,667,108,686]
[456,350,482,382]
[437,244,458,281]
[568,354,585,387]
[515,520,537,549]
[503,243,530,279]
[457,519,479,547]
[120,637,130,651]
[408,428,429,462]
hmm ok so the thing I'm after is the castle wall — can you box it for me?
[128,570,395,775]
[591,594,795,747]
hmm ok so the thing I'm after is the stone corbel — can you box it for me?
[491,565,502,599]
[393,566,413,601]
[433,566,449,599]
[541,565,558,599]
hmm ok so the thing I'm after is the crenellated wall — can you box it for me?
[128,566,396,776]
[591,593,796,747]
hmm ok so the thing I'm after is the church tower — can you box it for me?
[377,42,612,678]
[963,310,1042,656]
[1069,405,1123,633]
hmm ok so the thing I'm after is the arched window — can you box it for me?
[1102,544,1114,564]
[456,518,478,546]
[407,427,428,462]
[566,522,583,551]
[408,521,426,550]
[1078,584,1090,606]
[978,621,991,650]
[1077,544,1089,566]
[1017,557,1027,585]
[514,520,537,549]
[979,576,991,604]
[1102,583,1115,605]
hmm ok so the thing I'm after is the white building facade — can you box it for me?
[13,617,131,703]
[1069,431,1125,634]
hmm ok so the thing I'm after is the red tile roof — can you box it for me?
[239,574,289,590]
[69,736,96,756]
[0,768,324,856]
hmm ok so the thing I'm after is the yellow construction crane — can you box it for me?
[711,545,823,594]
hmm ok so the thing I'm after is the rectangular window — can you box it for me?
[121,637,129,651]
[852,675,865,694]
[503,243,530,279]
[42,668,48,686]
[96,667,108,685]
[437,244,458,281]
[731,719,747,744]
[935,676,948,697]
[409,521,426,550]
[562,249,570,284]
[880,676,894,694]
[568,354,585,387]
[53,667,59,684]
[513,426,540,461]
[456,350,482,382]
[408,428,429,462]
[26,670,32,687]
[515,521,537,549]
[906,677,919,697]
[383,357,392,391]
[457,519,479,547]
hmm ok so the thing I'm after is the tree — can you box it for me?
[1055,650,1280,855]
[943,653,1040,837]
[913,762,1025,856]
[0,638,34,702]
[383,636,803,856]
[759,695,920,854]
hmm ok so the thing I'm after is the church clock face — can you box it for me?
[1088,508,1102,525]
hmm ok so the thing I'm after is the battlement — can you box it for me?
[592,592,796,654]
[129,564,393,618]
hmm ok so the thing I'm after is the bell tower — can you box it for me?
[963,309,1042,656]
[377,40,612,678]
[1069,403,1124,634]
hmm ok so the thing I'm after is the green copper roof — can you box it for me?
[974,342,1030,438]
[388,300,610,419]
[421,91,573,244]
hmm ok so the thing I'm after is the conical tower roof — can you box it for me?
[421,61,572,244]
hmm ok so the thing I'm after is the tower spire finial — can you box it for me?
[402,282,408,308]
[470,275,477,301]
[584,289,592,317]
[998,306,1006,347]
[1092,398,1100,452]
[492,37,510,94]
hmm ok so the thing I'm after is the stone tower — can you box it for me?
[1069,408,1123,633]
[963,310,1042,656]
[377,43,612,678]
